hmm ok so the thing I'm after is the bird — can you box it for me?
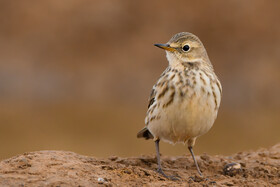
[137,32,222,179]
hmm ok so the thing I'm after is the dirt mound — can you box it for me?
[0,144,279,186]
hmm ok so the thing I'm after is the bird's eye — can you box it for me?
[182,45,190,52]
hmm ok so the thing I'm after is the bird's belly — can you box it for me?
[148,91,217,144]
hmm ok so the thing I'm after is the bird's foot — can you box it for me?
[189,173,212,183]
[197,169,203,177]
[157,168,180,181]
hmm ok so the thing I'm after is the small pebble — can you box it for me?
[223,162,242,176]
[98,177,105,183]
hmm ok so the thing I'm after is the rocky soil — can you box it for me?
[0,144,279,186]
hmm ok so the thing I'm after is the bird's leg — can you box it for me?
[155,139,179,180]
[155,139,165,175]
[188,146,203,176]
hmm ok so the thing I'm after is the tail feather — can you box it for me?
[137,127,154,140]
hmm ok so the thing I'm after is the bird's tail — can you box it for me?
[137,127,154,140]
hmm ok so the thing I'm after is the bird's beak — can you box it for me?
[154,43,176,52]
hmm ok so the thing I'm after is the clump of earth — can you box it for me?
[0,144,279,186]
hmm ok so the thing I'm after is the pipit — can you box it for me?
[137,32,222,179]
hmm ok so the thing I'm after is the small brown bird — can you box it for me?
[137,32,222,179]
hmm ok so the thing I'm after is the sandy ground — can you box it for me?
[0,144,279,186]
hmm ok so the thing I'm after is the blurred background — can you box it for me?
[0,0,279,159]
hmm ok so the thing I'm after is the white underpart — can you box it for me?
[146,52,221,145]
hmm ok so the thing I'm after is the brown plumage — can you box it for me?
[137,32,222,179]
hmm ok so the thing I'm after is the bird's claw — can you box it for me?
[157,168,180,181]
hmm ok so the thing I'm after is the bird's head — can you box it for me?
[154,32,210,68]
